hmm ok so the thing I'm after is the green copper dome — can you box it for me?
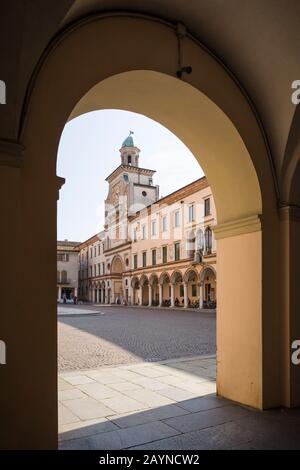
[121,132,138,148]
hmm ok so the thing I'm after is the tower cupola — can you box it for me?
[120,131,140,167]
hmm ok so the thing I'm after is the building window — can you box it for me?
[57,252,69,262]
[162,246,168,263]
[90,248,93,258]
[123,174,129,182]
[94,265,96,276]
[174,210,180,227]
[162,215,167,232]
[188,204,195,222]
[196,229,204,250]
[204,198,211,216]
[57,270,60,282]
[142,190,147,197]
[192,284,197,297]
[94,246,96,257]
[174,242,180,261]
[133,254,138,269]
[90,266,92,277]
[142,224,146,240]
[142,252,147,267]
[205,227,212,254]
[98,263,101,276]
[152,249,156,266]
[102,262,105,275]
[133,228,137,242]
[61,270,68,283]
[98,244,101,255]
[149,178,153,185]
[128,155,132,165]
[151,220,157,236]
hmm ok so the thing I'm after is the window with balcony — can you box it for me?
[204,197,211,216]
[174,242,180,261]
[205,227,212,254]
[196,228,204,250]
[188,204,195,222]
[162,245,168,263]
[152,249,156,266]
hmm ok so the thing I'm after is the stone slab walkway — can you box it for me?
[58,355,300,449]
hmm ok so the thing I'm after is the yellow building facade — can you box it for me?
[78,134,217,309]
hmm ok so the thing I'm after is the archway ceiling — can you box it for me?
[1,1,300,199]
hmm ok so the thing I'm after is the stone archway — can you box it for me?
[140,275,149,306]
[170,271,184,307]
[159,272,171,306]
[200,267,217,308]
[110,255,124,303]
[183,269,199,308]
[149,273,159,306]
[4,12,285,449]
[131,276,140,306]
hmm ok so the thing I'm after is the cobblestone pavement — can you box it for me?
[58,356,300,450]
[58,305,216,373]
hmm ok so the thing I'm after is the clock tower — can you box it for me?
[104,132,159,248]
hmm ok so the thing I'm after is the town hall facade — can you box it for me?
[59,133,217,308]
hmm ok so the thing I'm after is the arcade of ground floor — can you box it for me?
[84,264,217,309]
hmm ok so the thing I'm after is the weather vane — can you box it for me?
[129,130,134,135]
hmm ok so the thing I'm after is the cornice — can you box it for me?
[214,214,261,240]
[279,204,300,223]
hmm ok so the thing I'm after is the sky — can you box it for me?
[57,109,204,242]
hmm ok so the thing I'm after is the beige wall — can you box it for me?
[217,230,262,408]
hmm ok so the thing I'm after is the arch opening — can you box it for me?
[15,14,281,452]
